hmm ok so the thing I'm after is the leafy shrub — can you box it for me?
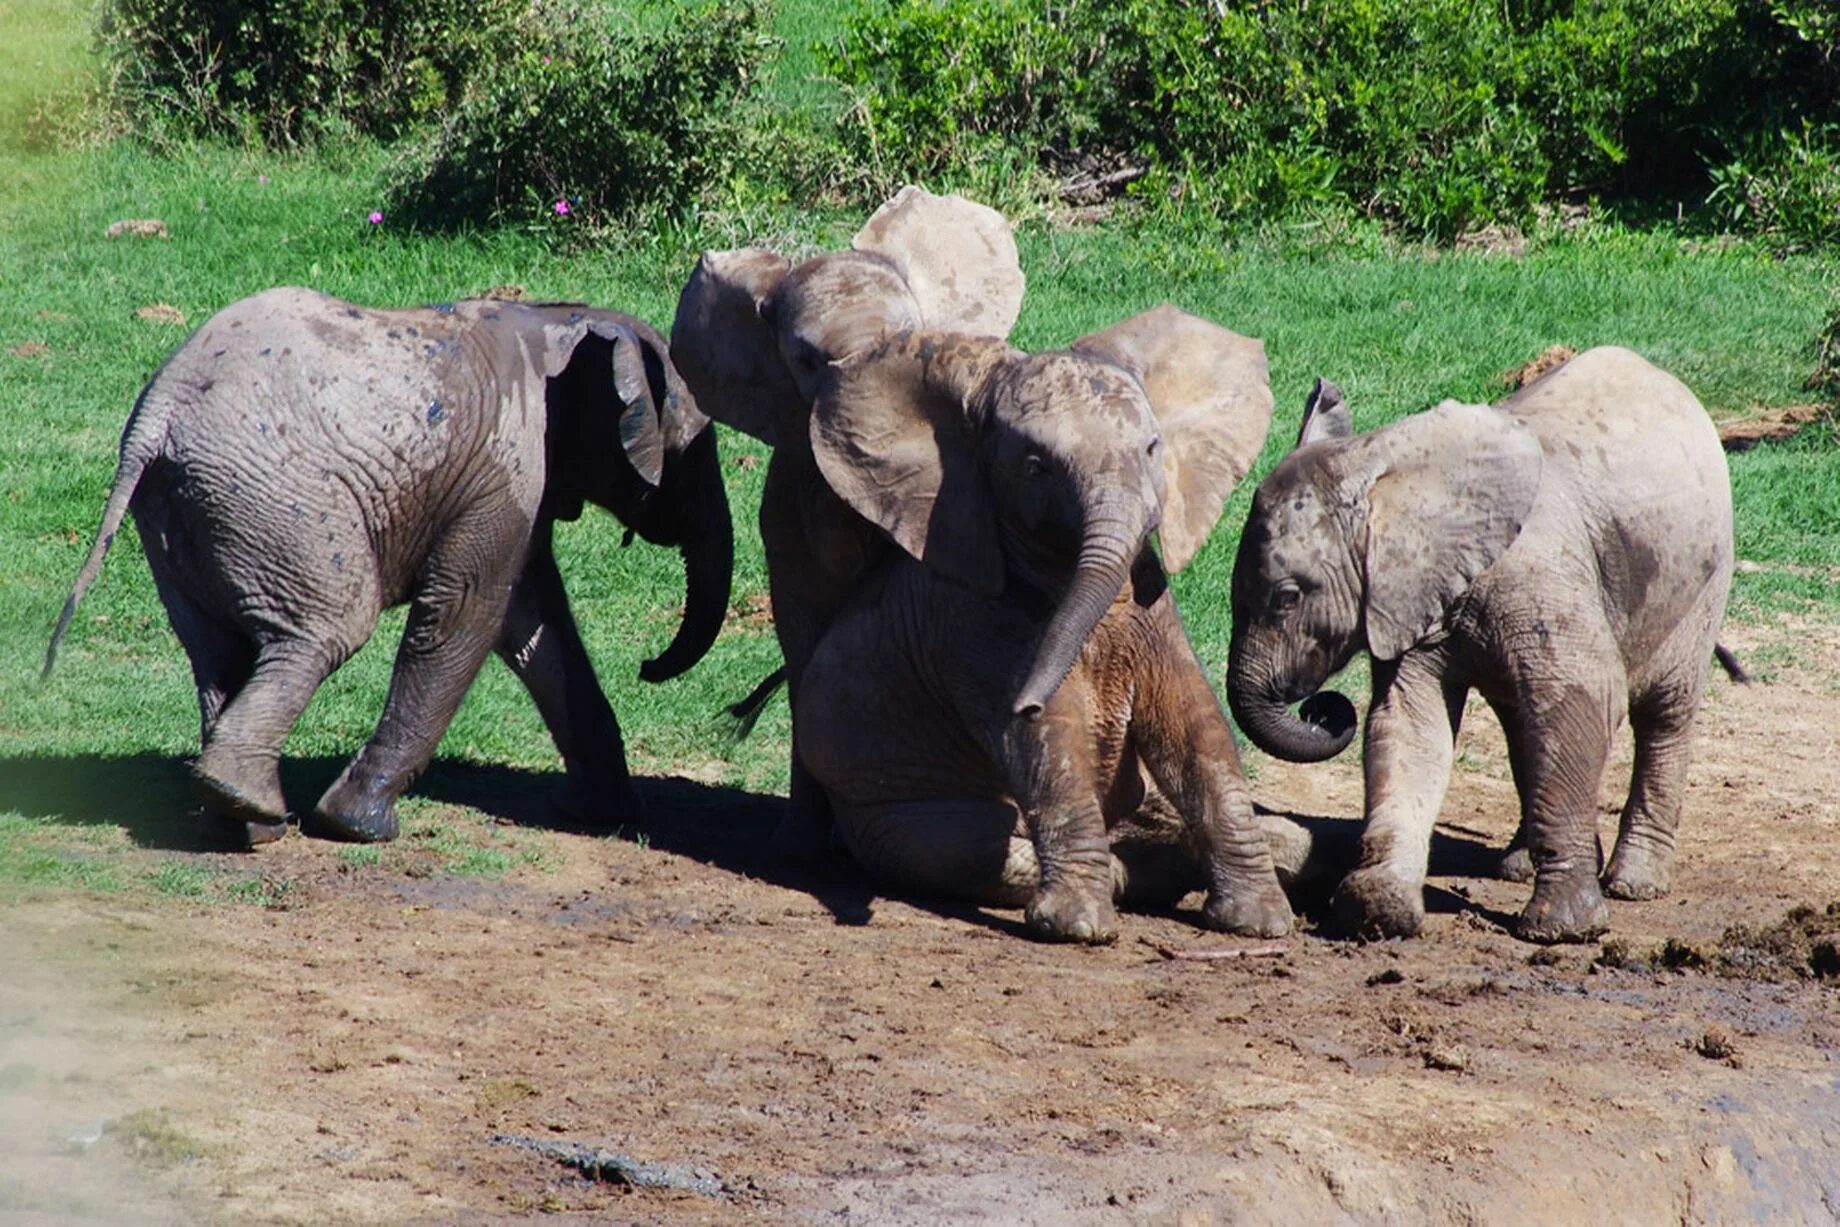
[384,1,775,231]
[1708,124,1840,250]
[98,0,525,145]
[824,0,1840,240]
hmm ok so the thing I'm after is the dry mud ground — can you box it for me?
[3,618,1839,1226]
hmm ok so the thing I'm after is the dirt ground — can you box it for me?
[3,617,1838,1226]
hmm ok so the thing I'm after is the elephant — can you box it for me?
[1224,347,1739,943]
[792,306,1294,944]
[669,185,1026,851]
[44,287,732,849]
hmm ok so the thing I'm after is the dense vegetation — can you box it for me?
[91,0,1840,243]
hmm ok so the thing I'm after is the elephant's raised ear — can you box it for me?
[1072,305,1273,572]
[852,186,1025,338]
[810,331,1015,595]
[1361,400,1544,660]
[1296,377,1353,447]
[541,315,665,489]
[669,248,800,447]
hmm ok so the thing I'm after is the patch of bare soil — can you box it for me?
[4,620,1840,1224]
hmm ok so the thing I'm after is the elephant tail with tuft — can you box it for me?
[1714,643,1751,684]
[42,387,175,679]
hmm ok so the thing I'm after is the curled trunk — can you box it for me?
[1225,641,1358,763]
[640,432,734,683]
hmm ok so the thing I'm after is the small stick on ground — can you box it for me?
[1138,936,1289,963]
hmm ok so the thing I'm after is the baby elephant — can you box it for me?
[46,287,732,848]
[1226,347,1737,943]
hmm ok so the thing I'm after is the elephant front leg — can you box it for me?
[1332,656,1464,940]
[1004,679,1117,945]
[496,534,642,823]
[1134,637,1291,937]
[309,525,522,842]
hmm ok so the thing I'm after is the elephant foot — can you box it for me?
[551,771,644,826]
[1025,881,1117,945]
[1202,881,1293,938]
[190,761,288,850]
[1515,876,1610,944]
[1602,845,1673,901]
[307,773,401,843]
[1331,867,1425,940]
[1496,844,1534,883]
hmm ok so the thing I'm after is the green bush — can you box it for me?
[384,1,775,231]
[98,0,525,145]
[824,0,1840,240]
[1708,124,1840,250]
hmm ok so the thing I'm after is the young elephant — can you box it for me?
[795,307,1292,944]
[1226,347,1737,943]
[670,186,1025,850]
[45,287,732,848]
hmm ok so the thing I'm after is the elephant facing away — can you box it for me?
[670,186,1025,852]
[795,307,1294,944]
[1225,347,1738,943]
[45,287,733,848]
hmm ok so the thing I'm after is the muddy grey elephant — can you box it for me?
[1226,347,1738,943]
[670,186,1025,850]
[794,307,1292,944]
[45,287,732,848]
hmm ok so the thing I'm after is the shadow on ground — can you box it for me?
[0,751,892,925]
[0,755,1516,939]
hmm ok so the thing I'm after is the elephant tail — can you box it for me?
[43,388,172,679]
[724,665,788,739]
[1714,643,1751,684]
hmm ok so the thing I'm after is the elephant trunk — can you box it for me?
[1013,503,1144,719]
[641,430,734,683]
[1225,638,1358,762]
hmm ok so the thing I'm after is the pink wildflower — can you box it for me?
[553,199,571,216]
[368,210,383,225]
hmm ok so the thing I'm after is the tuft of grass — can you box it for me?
[109,1107,208,1167]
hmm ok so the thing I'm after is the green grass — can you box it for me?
[0,1,1836,902]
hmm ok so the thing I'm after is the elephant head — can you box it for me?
[529,306,733,683]
[668,185,1027,447]
[810,305,1273,717]
[1226,382,1544,761]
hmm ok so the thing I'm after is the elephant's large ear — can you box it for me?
[669,248,800,447]
[852,186,1025,338]
[1072,305,1273,572]
[1361,400,1544,660]
[810,331,1014,594]
[541,315,665,489]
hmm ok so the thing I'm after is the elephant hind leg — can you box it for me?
[194,635,348,847]
[835,798,1038,908]
[1497,682,1618,943]
[310,522,523,843]
[1603,670,1708,901]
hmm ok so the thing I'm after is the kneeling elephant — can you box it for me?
[796,307,1310,944]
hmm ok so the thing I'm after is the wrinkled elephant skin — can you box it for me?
[796,307,1304,944]
[1226,349,1737,943]
[46,288,732,848]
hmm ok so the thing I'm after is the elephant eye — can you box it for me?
[1146,436,1162,458]
[1022,453,1048,478]
[1270,583,1302,615]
